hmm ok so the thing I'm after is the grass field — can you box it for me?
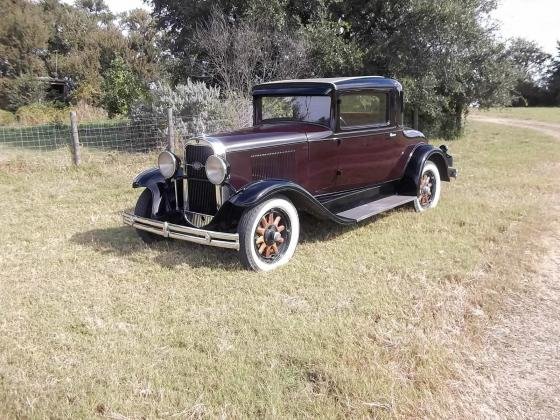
[471,106,560,124]
[1,121,559,418]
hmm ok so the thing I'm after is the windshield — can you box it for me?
[260,96,331,126]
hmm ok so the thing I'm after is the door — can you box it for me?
[335,90,405,190]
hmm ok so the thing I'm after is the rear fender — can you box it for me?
[400,145,450,195]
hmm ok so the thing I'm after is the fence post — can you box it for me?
[167,108,174,153]
[70,111,81,166]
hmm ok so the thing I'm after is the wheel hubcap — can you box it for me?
[255,211,287,260]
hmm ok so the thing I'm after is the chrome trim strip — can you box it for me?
[173,179,179,211]
[211,135,307,153]
[123,212,239,250]
[216,185,223,207]
[183,175,189,211]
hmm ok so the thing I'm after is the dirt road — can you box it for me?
[452,116,560,418]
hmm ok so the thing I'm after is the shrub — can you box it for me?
[72,80,102,107]
[131,79,253,133]
[73,101,109,123]
[0,75,47,112]
[12,101,110,126]
[214,93,253,132]
[101,57,147,117]
[131,79,222,135]
[0,109,16,126]
[15,103,69,125]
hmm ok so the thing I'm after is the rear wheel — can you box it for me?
[134,189,162,244]
[414,160,441,212]
[238,196,300,271]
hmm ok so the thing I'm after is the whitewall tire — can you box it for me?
[238,196,300,271]
[414,160,441,212]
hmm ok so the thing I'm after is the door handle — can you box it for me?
[388,132,397,138]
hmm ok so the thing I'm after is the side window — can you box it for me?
[339,91,389,129]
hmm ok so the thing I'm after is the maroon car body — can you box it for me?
[123,76,457,270]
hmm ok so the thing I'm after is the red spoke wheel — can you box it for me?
[414,161,441,212]
[238,196,300,271]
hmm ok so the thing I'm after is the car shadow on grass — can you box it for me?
[71,207,406,270]
[71,226,243,271]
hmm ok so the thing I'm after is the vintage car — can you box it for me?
[123,76,457,271]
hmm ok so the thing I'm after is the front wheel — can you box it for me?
[414,160,441,212]
[238,196,300,271]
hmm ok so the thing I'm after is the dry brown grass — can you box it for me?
[0,121,559,418]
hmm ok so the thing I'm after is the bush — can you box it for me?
[72,80,102,107]
[101,57,146,117]
[131,79,253,135]
[15,103,70,125]
[214,93,253,132]
[0,75,47,111]
[131,79,222,134]
[0,109,16,126]
[12,102,110,126]
[73,101,109,123]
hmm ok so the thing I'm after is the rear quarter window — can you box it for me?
[339,91,389,129]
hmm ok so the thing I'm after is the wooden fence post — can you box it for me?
[167,108,174,153]
[70,111,81,165]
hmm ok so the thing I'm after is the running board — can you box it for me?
[336,195,416,222]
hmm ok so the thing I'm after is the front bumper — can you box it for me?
[123,213,240,250]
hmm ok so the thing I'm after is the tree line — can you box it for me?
[0,0,559,138]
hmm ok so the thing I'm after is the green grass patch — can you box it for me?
[472,106,560,124]
[0,122,559,418]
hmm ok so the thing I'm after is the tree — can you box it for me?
[303,11,363,77]
[193,10,309,95]
[0,0,49,76]
[0,74,46,111]
[328,0,517,137]
[507,38,551,106]
[547,42,560,105]
[152,0,519,138]
[75,0,113,24]
[119,9,164,82]
[39,0,158,106]
[101,57,146,116]
[152,0,325,83]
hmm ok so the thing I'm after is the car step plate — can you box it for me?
[336,195,416,222]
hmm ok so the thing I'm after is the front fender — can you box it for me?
[227,180,355,225]
[132,168,167,216]
[400,144,451,195]
[133,167,166,188]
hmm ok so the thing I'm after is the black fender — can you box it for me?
[399,144,451,195]
[132,167,185,216]
[226,179,355,225]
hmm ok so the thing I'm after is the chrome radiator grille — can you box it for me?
[184,144,217,216]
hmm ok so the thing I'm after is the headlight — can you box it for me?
[205,155,228,185]
[158,151,178,179]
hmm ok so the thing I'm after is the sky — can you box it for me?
[492,0,559,55]
[66,0,559,56]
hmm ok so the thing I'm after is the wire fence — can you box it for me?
[0,111,250,166]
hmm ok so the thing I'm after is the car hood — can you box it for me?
[207,122,333,153]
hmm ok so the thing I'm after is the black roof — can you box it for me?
[252,76,402,96]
